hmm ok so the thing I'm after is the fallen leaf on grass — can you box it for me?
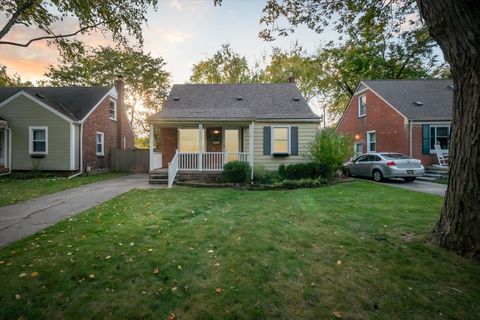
[167,313,175,320]
[153,268,159,274]
[0,260,5,265]
[336,260,342,265]
[15,294,21,299]
[89,274,95,279]
[332,311,342,318]
[216,288,223,294]
[31,272,39,277]
[105,256,112,260]
[19,273,27,278]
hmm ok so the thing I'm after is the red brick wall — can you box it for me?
[411,124,438,166]
[82,93,135,171]
[157,128,177,168]
[337,89,409,156]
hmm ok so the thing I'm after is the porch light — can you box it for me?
[355,134,361,140]
[213,130,220,134]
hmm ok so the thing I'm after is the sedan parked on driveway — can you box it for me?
[345,152,425,182]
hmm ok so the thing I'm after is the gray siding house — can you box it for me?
[0,78,134,174]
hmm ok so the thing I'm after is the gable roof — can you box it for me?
[0,86,114,121]
[362,79,453,120]
[149,83,320,122]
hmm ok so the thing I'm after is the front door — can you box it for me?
[0,130,4,167]
[224,129,240,162]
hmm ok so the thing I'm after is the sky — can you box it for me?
[0,0,335,85]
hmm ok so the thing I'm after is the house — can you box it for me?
[336,79,453,166]
[147,83,320,186]
[0,77,135,175]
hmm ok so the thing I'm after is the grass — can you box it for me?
[0,181,479,319]
[0,173,124,206]
[433,177,448,185]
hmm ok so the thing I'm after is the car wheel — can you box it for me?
[345,168,352,177]
[403,177,416,182]
[372,170,383,182]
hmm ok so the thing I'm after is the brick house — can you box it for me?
[0,77,135,174]
[336,79,453,166]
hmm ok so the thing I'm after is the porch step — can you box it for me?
[149,169,168,184]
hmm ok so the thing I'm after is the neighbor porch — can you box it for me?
[149,121,254,187]
[0,117,10,174]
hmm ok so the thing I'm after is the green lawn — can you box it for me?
[433,177,449,185]
[0,173,124,206]
[0,181,478,319]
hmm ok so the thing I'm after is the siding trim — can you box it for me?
[29,126,49,155]
[0,91,74,123]
[80,86,117,122]
[70,123,75,170]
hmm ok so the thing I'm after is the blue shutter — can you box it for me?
[263,126,271,155]
[422,124,430,155]
[290,126,298,155]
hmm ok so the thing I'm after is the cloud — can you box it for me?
[169,0,183,11]
[148,28,191,44]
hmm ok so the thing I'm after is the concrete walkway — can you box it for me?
[381,178,447,197]
[0,174,162,248]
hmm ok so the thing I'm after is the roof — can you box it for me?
[149,83,320,121]
[0,86,114,121]
[362,79,453,120]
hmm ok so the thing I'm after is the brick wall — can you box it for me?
[337,89,409,155]
[82,79,135,171]
[411,124,438,166]
[157,128,177,168]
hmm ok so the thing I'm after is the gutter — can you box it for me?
[0,128,12,177]
[68,123,83,179]
[408,120,413,157]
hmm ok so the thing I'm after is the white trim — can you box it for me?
[366,130,376,152]
[149,124,154,171]
[80,86,117,122]
[358,94,367,117]
[0,91,74,123]
[29,126,48,155]
[271,125,291,155]
[354,142,363,156]
[123,137,126,149]
[0,129,6,167]
[109,98,117,121]
[249,122,254,180]
[70,123,75,170]
[198,124,203,171]
[96,132,105,156]
[429,124,451,154]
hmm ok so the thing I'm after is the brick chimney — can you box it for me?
[114,75,125,149]
[288,70,296,83]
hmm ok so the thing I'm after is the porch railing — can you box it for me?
[167,151,250,188]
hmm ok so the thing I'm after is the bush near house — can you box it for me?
[222,161,251,183]
[253,165,281,184]
[279,163,331,180]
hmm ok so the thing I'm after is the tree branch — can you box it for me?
[0,22,104,47]
[0,0,38,40]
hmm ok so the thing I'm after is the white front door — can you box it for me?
[0,130,5,166]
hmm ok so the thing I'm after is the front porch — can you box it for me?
[0,117,11,174]
[149,122,254,187]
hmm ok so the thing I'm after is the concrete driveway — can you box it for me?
[379,178,446,197]
[0,174,162,248]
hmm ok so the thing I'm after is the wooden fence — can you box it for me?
[110,149,149,173]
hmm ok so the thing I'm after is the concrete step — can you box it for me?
[149,178,168,184]
[417,176,438,182]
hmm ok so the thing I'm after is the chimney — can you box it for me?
[114,75,125,149]
[288,70,296,83]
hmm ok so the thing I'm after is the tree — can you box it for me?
[0,0,158,55]
[0,64,32,86]
[190,44,257,84]
[217,0,480,257]
[45,47,170,135]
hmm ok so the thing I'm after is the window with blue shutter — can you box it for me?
[290,126,298,155]
[263,126,271,155]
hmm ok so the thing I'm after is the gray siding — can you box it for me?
[253,122,319,170]
[0,94,73,170]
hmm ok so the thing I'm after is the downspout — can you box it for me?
[0,128,12,177]
[68,123,83,179]
[408,120,413,157]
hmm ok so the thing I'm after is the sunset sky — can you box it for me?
[0,0,336,85]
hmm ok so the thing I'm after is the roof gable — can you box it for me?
[361,79,453,120]
[0,86,115,121]
[150,83,320,121]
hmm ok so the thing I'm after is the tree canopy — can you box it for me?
[0,64,32,87]
[44,47,170,135]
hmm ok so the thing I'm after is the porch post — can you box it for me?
[249,121,254,180]
[198,124,203,171]
[149,124,154,171]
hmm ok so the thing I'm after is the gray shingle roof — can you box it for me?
[0,86,113,121]
[150,83,320,121]
[362,79,453,120]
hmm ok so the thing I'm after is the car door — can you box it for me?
[351,155,368,176]
[363,155,378,176]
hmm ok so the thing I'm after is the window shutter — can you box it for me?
[422,124,430,155]
[290,126,298,155]
[263,126,271,155]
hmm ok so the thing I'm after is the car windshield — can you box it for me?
[381,153,411,160]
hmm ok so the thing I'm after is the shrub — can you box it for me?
[282,162,331,180]
[253,165,281,184]
[278,164,286,179]
[223,161,251,183]
[307,128,353,179]
[273,177,330,189]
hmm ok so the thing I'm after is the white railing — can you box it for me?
[167,151,179,188]
[178,153,199,170]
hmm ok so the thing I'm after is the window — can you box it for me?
[96,132,104,156]
[367,131,376,152]
[29,126,48,154]
[109,99,117,121]
[354,142,363,156]
[430,125,450,151]
[178,128,205,152]
[272,127,289,154]
[358,95,366,117]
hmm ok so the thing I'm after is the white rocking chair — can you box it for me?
[433,144,449,168]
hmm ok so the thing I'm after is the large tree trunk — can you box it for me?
[416,0,480,257]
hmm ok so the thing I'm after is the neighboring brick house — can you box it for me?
[0,77,135,174]
[336,79,453,166]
